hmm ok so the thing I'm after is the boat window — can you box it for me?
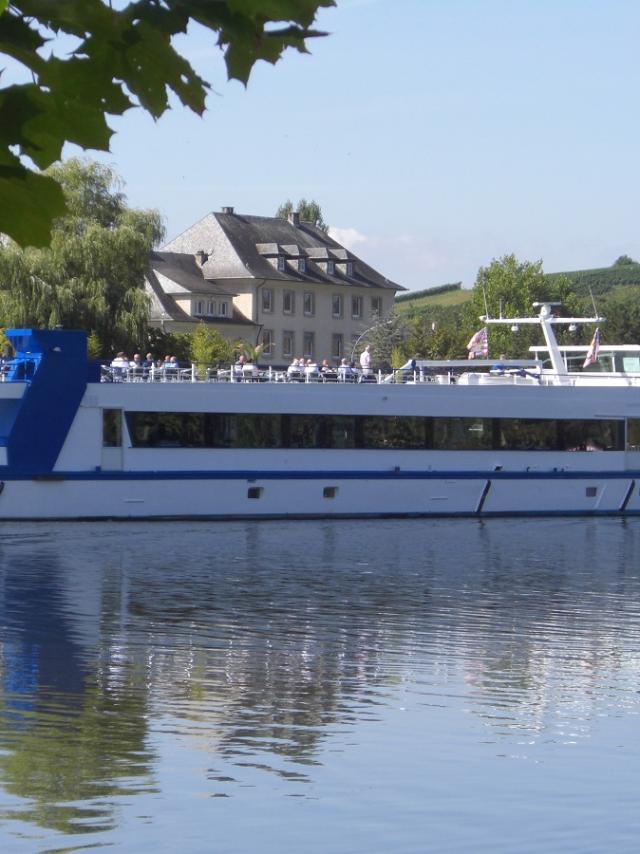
[627,419,640,451]
[122,411,626,453]
[433,418,493,450]
[362,416,428,450]
[622,356,640,372]
[103,409,122,447]
[498,419,557,451]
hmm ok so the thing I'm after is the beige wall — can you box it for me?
[245,279,395,366]
[155,276,396,366]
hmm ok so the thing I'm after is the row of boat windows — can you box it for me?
[103,411,640,451]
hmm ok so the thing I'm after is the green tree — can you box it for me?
[275,198,329,232]
[466,254,554,358]
[357,310,408,368]
[407,304,469,359]
[612,254,638,267]
[0,157,163,354]
[600,286,640,344]
[190,322,233,375]
[0,1,333,246]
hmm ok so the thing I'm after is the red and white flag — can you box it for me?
[467,327,488,359]
[583,328,600,368]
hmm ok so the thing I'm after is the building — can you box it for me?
[145,207,404,365]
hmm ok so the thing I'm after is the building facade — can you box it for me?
[145,207,404,366]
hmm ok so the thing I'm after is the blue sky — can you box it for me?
[34,1,640,289]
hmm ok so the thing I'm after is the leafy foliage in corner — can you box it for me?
[275,198,329,232]
[0,158,163,355]
[0,0,333,246]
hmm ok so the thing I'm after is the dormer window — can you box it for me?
[298,257,307,274]
[277,256,286,272]
[327,260,336,275]
[346,261,354,277]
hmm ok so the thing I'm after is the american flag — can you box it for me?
[467,327,488,359]
[583,328,600,368]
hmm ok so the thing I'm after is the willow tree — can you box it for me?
[0,157,163,355]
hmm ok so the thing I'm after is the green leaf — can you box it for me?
[0,9,46,69]
[0,156,67,247]
[226,0,335,28]
[0,84,114,168]
[0,0,9,14]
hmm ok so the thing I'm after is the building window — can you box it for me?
[207,300,215,315]
[262,288,273,313]
[352,296,363,319]
[283,331,295,358]
[323,486,338,499]
[331,333,343,361]
[304,292,315,316]
[194,299,204,315]
[346,261,354,277]
[277,256,286,272]
[327,259,336,275]
[283,290,295,314]
[298,257,307,274]
[219,301,229,317]
[248,486,263,499]
[371,296,383,317]
[332,294,343,318]
[262,329,274,356]
[303,331,315,358]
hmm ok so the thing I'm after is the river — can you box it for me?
[0,518,639,852]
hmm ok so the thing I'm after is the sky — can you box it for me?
[23,0,640,290]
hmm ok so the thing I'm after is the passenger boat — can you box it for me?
[1,301,639,519]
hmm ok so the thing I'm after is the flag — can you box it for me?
[583,328,600,368]
[467,327,488,359]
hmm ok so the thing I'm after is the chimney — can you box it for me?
[288,211,300,227]
[195,250,208,266]
[221,206,234,215]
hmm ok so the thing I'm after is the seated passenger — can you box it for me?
[287,358,301,378]
[304,358,319,377]
[491,354,507,374]
[242,358,259,379]
[110,351,130,380]
[130,353,144,378]
[338,358,356,381]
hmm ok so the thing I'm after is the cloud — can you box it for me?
[328,226,368,249]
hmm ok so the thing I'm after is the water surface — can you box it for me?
[0,518,639,852]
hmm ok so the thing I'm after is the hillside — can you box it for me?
[395,283,472,313]
[545,260,640,297]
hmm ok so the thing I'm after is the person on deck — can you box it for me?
[360,344,372,376]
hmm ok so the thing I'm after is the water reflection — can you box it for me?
[0,519,639,846]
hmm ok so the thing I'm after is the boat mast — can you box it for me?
[481,302,604,379]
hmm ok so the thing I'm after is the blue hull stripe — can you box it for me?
[15,467,640,482]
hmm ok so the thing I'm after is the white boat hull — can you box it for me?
[1,470,638,519]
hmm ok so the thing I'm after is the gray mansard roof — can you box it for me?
[163,210,404,291]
